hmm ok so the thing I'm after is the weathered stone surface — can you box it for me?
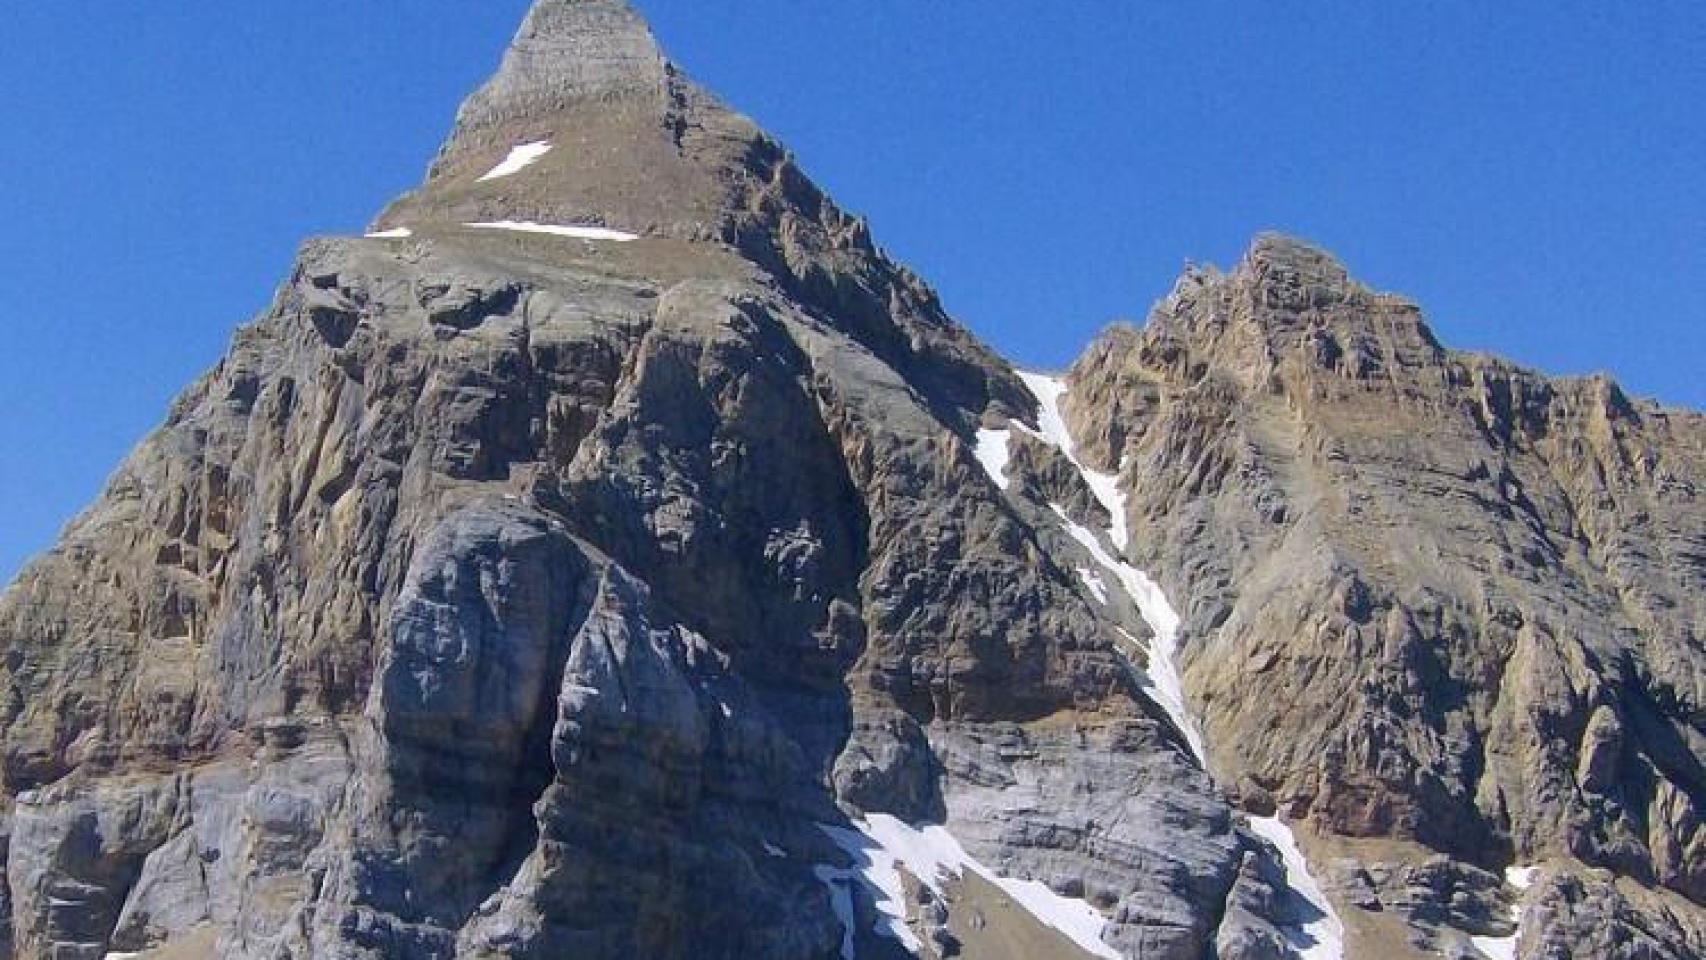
[1064,234,1706,957]
[933,721,1236,959]
[1214,850,1300,960]
[0,5,1257,956]
[2,5,1701,960]
[1522,869,1706,960]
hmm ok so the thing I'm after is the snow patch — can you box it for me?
[477,140,553,181]
[1076,567,1110,604]
[1506,865,1538,891]
[762,840,788,859]
[1247,816,1347,960]
[974,428,1014,490]
[465,221,639,242]
[1015,372,1074,450]
[818,814,1120,959]
[1470,930,1518,960]
[1013,369,1204,763]
[991,876,1122,960]
[1468,865,1537,960]
[816,824,920,953]
[364,227,412,239]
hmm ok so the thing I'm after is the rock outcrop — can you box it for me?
[1,3,1701,960]
[1061,235,1706,958]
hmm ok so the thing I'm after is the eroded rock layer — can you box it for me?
[1,3,1701,959]
[1062,235,1705,958]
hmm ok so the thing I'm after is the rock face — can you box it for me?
[1062,236,1706,958]
[0,3,1701,960]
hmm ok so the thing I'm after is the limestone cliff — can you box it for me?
[0,4,1700,960]
[1061,235,1706,958]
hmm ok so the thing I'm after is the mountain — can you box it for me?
[0,3,1700,959]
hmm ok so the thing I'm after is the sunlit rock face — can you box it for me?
[1,4,1702,959]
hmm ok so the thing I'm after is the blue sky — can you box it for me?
[1,1,1702,583]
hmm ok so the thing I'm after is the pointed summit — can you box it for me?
[374,0,764,241]
[447,0,671,145]
[372,3,1023,423]
[372,0,878,266]
[1241,232,1353,297]
[1114,233,1445,392]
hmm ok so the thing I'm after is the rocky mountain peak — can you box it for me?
[440,0,673,152]
[1124,233,1445,394]
[1240,232,1354,301]
[5,6,1703,960]
[372,0,747,239]
[373,0,1026,430]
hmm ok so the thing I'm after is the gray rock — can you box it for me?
[0,5,1699,960]
[1064,234,1706,956]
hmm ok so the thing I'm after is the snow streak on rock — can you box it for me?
[1076,567,1111,604]
[1053,507,1205,764]
[973,371,1347,960]
[974,428,1014,491]
[1248,815,1348,960]
[1009,370,1206,764]
[817,815,1121,959]
[465,220,639,242]
[1016,372,1130,549]
[1469,865,1538,960]
[476,140,554,181]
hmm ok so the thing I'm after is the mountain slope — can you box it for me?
[0,4,1701,960]
[0,4,1257,959]
[1058,236,1706,957]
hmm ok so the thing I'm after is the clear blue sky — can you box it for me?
[2,1,1702,584]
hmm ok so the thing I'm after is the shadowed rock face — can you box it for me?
[1,4,1703,960]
